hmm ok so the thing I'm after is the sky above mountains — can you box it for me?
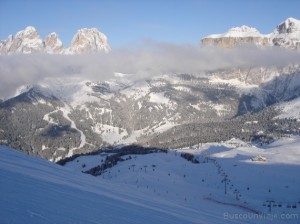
[0,0,299,48]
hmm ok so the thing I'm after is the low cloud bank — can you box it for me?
[0,43,300,99]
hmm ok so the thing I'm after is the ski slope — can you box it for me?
[1,136,300,223]
[0,145,233,224]
[66,137,300,224]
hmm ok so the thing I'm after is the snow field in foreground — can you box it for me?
[1,136,300,223]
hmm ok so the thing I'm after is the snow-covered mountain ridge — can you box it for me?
[1,65,300,162]
[202,18,300,49]
[0,26,110,55]
[0,18,300,161]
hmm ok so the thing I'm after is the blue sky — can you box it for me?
[0,0,299,48]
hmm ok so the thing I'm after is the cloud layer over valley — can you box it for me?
[1,43,300,99]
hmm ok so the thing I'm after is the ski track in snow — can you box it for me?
[60,104,86,156]
[43,104,87,157]
[43,110,59,125]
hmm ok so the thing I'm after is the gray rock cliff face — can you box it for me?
[201,36,271,48]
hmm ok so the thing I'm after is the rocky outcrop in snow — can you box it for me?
[44,32,64,54]
[0,26,111,55]
[201,18,300,49]
[66,28,111,54]
[202,25,271,48]
[0,26,44,54]
[271,18,300,49]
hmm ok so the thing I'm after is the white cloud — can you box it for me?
[0,43,300,99]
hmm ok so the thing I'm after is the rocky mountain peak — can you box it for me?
[15,26,38,38]
[201,25,269,48]
[66,28,111,54]
[271,18,300,49]
[0,26,111,55]
[201,18,300,49]
[44,32,64,54]
[275,17,300,34]
[0,25,44,54]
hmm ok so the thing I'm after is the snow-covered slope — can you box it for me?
[0,26,110,55]
[2,135,300,223]
[0,145,209,224]
[64,137,300,224]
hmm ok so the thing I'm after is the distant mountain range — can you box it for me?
[201,18,300,49]
[0,17,299,56]
[0,26,111,55]
[0,18,299,162]
[1,65,299,161]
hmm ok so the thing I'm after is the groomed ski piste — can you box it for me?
[1,136,300,223]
